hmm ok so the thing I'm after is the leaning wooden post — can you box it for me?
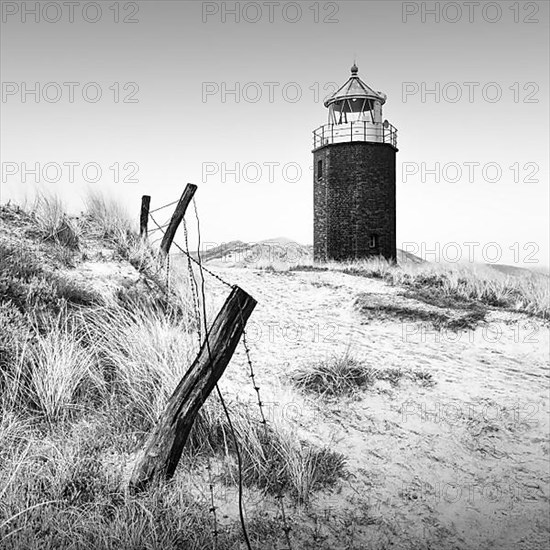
[129,285,256,491]
[140,195,151,238]
[159,184,197,256]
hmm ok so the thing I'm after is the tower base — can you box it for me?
[313,141,397,263]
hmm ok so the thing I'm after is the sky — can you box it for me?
[1,0,549,266]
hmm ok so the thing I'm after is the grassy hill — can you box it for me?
[196,238,424,267]
[0,196,548,549]
[199,237,547,280]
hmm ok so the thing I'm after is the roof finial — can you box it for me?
[351,61,358,76]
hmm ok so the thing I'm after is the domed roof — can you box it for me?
[324,64,387,108]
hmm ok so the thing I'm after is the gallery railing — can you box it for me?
[313,121,398,149]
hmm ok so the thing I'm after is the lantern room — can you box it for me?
[325,63,386,124]
[313,64,397,149]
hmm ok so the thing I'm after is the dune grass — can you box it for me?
[292,353,374,397]
[189,399,346,504]
[29,193,80,250]
[4,194,546,547]
[288,257,550,319]
[0,197,350,548]
[262,252,548,319]
[83,192,135,242]
[363,260,548,319]
[292,351,435,397]
[80,301,196,428]
[0,238,100,317]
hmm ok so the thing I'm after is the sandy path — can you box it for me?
[202,266,549,549]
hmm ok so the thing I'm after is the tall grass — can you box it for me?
[189,399,346,504]
[25,313,103,422]
[83,192,162,277]
[0,239,100,315]
[0,196,352,547]
[30,193,79,249]
[1,311,101,422]
[0,424,227,549]
[81,301,196,427]
[0,286,345,540]
[84,192,135,241]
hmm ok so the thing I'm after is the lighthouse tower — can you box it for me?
[313,64,398,262]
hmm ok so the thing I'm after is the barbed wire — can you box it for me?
[238,308,293,550]
[149,236,163,247]
[182,216,217,545]
[147,222,170,235]
[148,197,293,549]
[191,198,253,550]
[149,199,180,214]
[276,490,293,549]
[241,330,267,431]
[165,254,171,291]
[149,213,233,290]
[183,217,203,345]
[207,457,219,550]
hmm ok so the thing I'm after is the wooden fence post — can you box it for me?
[140,195,151,238]
[129,285,257,491]
[160,184,197,256]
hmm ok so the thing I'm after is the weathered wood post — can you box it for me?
[160,184,197,256]
[129,285,256,490]
[140,195,151,238]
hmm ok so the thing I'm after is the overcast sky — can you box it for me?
[1,0,548,266]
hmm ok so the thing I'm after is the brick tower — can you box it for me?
[313,64,398,262]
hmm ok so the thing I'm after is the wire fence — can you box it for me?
[149,199,180,214]
[146,194,293,550]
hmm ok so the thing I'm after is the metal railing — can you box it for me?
[313,121,398,149]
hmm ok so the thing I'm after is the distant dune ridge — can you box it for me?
[196,237,424,267]
[195,238,545,277]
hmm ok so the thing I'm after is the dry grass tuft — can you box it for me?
[30,193,79,249]
[80,301,196,428]
[292,353,373,397]
[24,313,103,422]
[292,352,435,397]
[84,192,135,242]
[189,399,347,504]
